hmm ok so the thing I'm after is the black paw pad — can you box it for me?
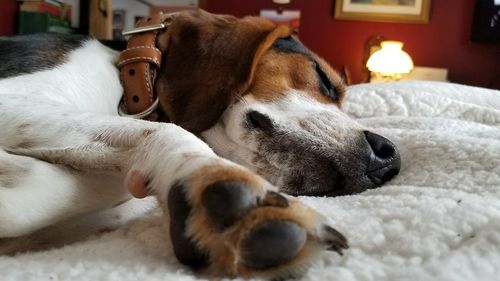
[168,183,208,268]
[202,181,256,231]
[242,220,307,269]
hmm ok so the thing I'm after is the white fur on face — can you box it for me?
[201,90,367,195]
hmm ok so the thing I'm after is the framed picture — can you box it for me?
[470,0,500,43]
[334,0,432,23]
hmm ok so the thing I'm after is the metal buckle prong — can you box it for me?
[122,12,179,36]
[122,24,166,36]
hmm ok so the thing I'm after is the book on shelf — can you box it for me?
[20,0,64,5]
[17,0,72,21]
[18,11,73,34]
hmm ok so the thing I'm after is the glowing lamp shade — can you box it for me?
[366,41,414,76]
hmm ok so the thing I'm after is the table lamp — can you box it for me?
[366,41,414,81]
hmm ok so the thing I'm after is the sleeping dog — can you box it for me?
[0,10,400,278]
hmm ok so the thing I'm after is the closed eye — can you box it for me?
[314,62,338,101]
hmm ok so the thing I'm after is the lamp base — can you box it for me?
[369,72,407,83]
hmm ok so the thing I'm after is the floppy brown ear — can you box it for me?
[155,9,291,133]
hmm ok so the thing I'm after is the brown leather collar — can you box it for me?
[117,13,177,121]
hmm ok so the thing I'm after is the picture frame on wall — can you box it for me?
[334,0,432,23]
[470,0,500,43]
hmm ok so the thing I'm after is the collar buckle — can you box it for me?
[118,12,178,120]
[121,12,178,37]
[122,23,166,36]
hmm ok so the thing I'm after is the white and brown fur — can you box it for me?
[0,10,400,278]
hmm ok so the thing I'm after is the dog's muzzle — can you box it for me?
[321,130,401,197]
[325,131,401,196]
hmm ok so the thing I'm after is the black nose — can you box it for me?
[364,131,401,186]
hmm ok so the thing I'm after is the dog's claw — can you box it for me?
[258,191,289,208]
[323,225,349,255]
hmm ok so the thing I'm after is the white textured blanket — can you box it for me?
[1,81,499,281]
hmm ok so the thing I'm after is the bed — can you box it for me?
[1,81,499,281]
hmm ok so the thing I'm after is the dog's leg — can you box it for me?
[0,149,128,238]
[118,126,348,278]
[1,107,347,277]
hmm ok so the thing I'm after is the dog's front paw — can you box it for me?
[166,164,348,278]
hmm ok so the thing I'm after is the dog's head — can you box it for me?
[155,10,401,196]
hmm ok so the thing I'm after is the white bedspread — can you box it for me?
[1,81,499,281]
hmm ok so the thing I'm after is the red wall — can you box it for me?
[206,0,500,89]
[0,0,17,36]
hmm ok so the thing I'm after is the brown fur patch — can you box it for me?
[12,123,36,149]
[142,129,155,137]
[248,50,346,106]
[154,9,292,134]
[14,140,35,149]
